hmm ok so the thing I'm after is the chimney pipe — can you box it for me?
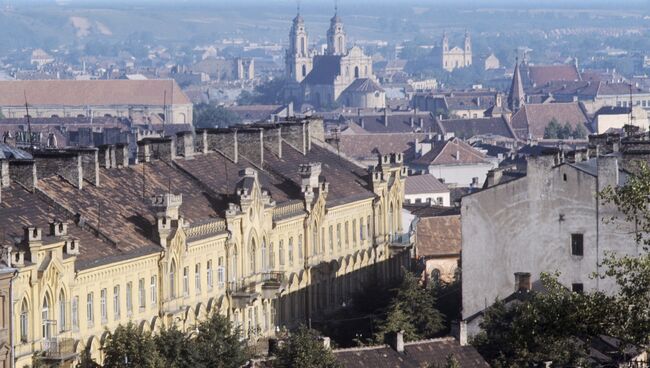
[514,272,531,292]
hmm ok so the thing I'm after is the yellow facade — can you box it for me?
[4,120,409,367]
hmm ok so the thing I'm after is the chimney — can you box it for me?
[299,162,322,190]
[409,117,414,127]
[98,145,113,168]
[320,336,331,349]
[9,160,36,191]
[359,118,365,129]
[262,126,283,159]
[456,150,460,161]
[597,155,619,192]
[486,169,502,187]
[514,272,531,292]
[419,117,424,128]
[237,128,264,167]
[0,160,8,188]
[49,221,68,236]
[115,143,129,167]
[64,238,80,255]
[33,151,83,189]
[137,137,175,162]
[389,330,405,353]
[176,131,195,158]
[280,122,307,156]
[383,108,389,127]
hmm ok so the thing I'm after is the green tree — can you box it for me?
[75,348,100,368]
[375,271,444,343]
[573,123,588,139]
[274,326,342,368]
[0,110,5,119]
[193,103,241,129]
[102,322,162,368]
[559,122,573,139]
[543,118,560,139]
[192,314,250,368]
[154,325,195,368]
[236,78,287,105]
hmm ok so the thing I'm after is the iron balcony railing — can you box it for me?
[43,337,76,359]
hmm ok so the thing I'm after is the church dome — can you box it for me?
[330,13,342,24]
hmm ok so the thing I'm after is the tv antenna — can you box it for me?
[23,90,33,152]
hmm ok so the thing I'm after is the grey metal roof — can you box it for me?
[0,144,32,160]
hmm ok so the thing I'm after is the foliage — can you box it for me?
[102,322,163,368]
[193,103,241,129]
[374,271,444,343]
[154,325,195,368]
[274,326,342,368]
[191,313,250,368]
[236,77,286,105]
[472,273,615,368]
[429,354,461,368]
[0,110,4,119]
[543,118,587,139]
[76,348,101,368]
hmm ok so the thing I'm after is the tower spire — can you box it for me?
[507,57,525,112]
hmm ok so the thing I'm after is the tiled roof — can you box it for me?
[416,214,461,257]
[334,133,430,162]
[227,105,284,122]
[510,102,591,140]
[411,137,489,166]
[342,78,384,93]
[595,106,631,116]
[0,80,191,106]
[302,55,341,85]
[437,117,516,140]
[333,337,490,368]
[405,174,448,195]
[350,112,438,134]
[527,64,580,86]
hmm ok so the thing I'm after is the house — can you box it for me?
[410,137,496,188]
[461,145,643,337]
[404,174,450,206]
[510,102,591,140]
[593,106,649,134]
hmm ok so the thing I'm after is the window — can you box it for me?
[87,293,94,326]
[169,261,176,299]
[261,241,268,272]
[563,173,567,181]
[437,197,443,205]
[183,267,189,296]
[312,227,318,255]
[138,279,145,310]
[126,282,133,316]
[298,235,303,260]
[195,263,201,294]
[279,240,285,266]
[59,291,66,332]
[345,221,349,248]
[288,237,294,265]
[20,299,28,342]
[269,243,275,269]
[367,215,372,239]
[329,226,334,252]
[218,257,225,287]
[150,276,157,306]
[231,248,238,281]
[352,219,357,247]
[113,285,120,320]
[250,241,256,274]
[359,219,364,241]
[572,283,584,293]
[336,224,342,249]
[571,234,584,256]
[100,289,107,323]
[321,229,325,253]
[207,261,213,290]
[72,296,79,331]
[42,294,50,339]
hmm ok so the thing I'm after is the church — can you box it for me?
[284,9,386,110]
[441,31,473,72]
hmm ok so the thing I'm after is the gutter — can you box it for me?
[9,268,17,368]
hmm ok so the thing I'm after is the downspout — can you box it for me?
[10,269,18,368]
[595,154,600,290]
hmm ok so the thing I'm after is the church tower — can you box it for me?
[286,10,312,82]
[507,58,525,112]
[463,30,472,67]
[442,32,449,53]
[326,7,346,56]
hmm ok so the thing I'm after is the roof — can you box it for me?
[405,174,449,195]
[510,102,591,140]
[527,64,580,86]
[346,112,438,134]
[471,142,512,158]
[437,117,516,140]
[302,55,342,85]
[333,337,490,368]
[416,214,461,257]
[411,137,489,166]
[227,105,284,122]
[0,144,32,160]
[334,132,430,162]
[0,80,191,106]
[595,106,631,116]
[342,78,384,94]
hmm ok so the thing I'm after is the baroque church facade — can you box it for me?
[441,31,472,72]
[285,11,386,110]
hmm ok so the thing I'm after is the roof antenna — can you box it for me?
[163,89,167,133]
[23,90,33,152]
[334,0,338,14]
[297,0,300,15]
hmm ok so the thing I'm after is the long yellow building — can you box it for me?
[0,118,410,367]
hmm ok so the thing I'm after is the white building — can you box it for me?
[593,106,648,133]
[404,174,450,206]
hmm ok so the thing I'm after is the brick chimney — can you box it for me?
[33,151,83,189]
[383,108,390,127]
[176,131,195,159]
[115,143,129,167]
[299,162,322,190]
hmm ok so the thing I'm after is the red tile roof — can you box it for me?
[411,137,489,166]
[527,64,580,86]
[405,174,448,195]
[510,102,591,140]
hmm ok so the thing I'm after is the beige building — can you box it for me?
[593,106,649,134]
[441,32,472,72]
[0,80,193,125]
[0,118,410,367]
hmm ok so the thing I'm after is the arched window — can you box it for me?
[298,235,303,260]
[269,242,275,269]
[300,37,306,55]
[354,66,359,78]
[20,299,28,342]
[302,64,307,77]
[59,290,66,332]
[231,248,238,281]
[279,241,285,266]
[261,240,268,272]
[42,294,51,339]
[288,238,294,265]
[337,36,343,54]
[250,239,257,274]
[364,65,368,76]
[388,203,394,241]
[169,260,176,298]
[312,226,318,256]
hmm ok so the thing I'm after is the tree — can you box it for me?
[193,103,241,129]
[76,348,100,368]
[154,326,195,368]
[274,326,342,368]
[192,314,250,368]
[573,123,588,139]
[543,118,561,139]
[374,271,444,343]
[102,322,162,368]
[236,78,286,105]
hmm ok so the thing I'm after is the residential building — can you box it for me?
[0,117,410,367]
[411,90,500,119]
[593,106,649,134]
[0,80,192,125]
[410,137,496,188]
[404,174,450,206]
[510,102,591,140]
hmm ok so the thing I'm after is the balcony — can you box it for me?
[228,279,259,309]
[43,337,77,361]
[389,232,414,253]
[261,271,285,299]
